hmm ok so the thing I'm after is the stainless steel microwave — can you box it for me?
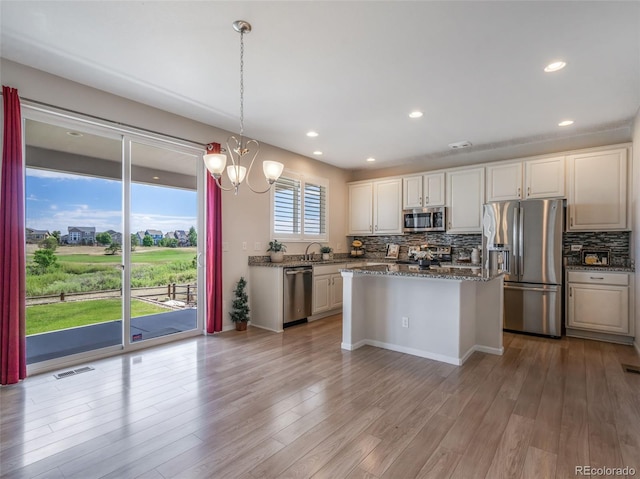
[403,207,446,232]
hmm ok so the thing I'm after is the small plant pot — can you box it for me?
[322,253,330,261]
[236,321,248,331]
[270,251,284,263]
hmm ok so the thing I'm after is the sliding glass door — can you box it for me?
[126,139,200,345]
[23,109,205,371]
[24,119,124,366]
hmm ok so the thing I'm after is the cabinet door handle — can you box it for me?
[375,225,378,231]
[527,186,530,197]
[418,196,422,204]
[590,277,604,280]
[569,287,572,297]
[517,187,521,198]
[425,196,429,204]
[370,225,373,232]
[570,217,574,227]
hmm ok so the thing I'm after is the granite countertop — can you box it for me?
[340,263,503,282]
[248,258,387,268]
[565,265,635,273]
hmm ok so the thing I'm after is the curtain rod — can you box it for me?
[1,92,212,151]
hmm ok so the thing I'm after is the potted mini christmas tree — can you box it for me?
[230,277,250,331]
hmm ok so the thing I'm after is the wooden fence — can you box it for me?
[26,283,198,306]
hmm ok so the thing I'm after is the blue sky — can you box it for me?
[26,169,197,234]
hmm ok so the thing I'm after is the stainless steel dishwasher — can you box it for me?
[283,266,313,327]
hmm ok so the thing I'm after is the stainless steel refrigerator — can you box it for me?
[482,199,563,337]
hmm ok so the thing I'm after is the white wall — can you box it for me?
[1,59,350,331]
[632,105,640,354]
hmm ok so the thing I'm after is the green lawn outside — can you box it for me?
[27,248,197,264]
[26,299,169,335]
[26,248,198,296]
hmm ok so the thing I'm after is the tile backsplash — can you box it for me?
[563,231,631,267]
[350,230,632,267]
[349,233,482,260]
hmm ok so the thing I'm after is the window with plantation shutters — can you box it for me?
[273,177,301,235]
[271,173,328,241]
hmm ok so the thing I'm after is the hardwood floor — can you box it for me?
[1,315,639,479]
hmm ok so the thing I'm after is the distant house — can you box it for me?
[25,228,50,243]
[164,231,177,240]
[175,230,189,246]
[145,229,163,245]
[105,229,122,245]
[136,231,146,245]
[68,226,96,245]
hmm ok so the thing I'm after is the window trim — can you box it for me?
[270,170,329,242]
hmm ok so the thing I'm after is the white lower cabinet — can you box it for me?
[566,271,633,338]
[313,264,345,314]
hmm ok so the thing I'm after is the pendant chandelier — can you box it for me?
[203,20,284,194]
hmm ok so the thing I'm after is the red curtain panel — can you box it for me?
[1,86,27,384]
[205,143,223,333]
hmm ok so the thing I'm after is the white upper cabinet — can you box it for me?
[348,182,373,235]
[373,178,403,234]
[402,176,423,208]
[486,162,523,201]
[486,156,565,202]
[424,173,446,206]
[446,168,485,233]
[402,173,445,208]
[525,156,565,199]
[567,148,628,231]
[348,178,402,235]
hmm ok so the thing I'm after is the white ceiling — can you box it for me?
[2,1,639,171]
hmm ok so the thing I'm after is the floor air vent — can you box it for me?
[622,364,640,375]
[54,366,95,379]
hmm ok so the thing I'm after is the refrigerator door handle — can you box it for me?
[504,284,559,293]
[519,207,524,278]
[512,207,519,276]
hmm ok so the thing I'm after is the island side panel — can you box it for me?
[342,272,464,364]
[458,281,478,362]
[474,275,504,355]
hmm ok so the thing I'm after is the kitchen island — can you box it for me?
[341,264,504,365]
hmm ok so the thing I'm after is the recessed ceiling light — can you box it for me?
[558,120,574,127]
[152,176,160,180]
[544,61,566,73]
[306,131,319,137]
[66,131,83,137]
[366,157,376,162]
[409,111,423,119]
[313,151,323,156]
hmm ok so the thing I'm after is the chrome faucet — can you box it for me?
[303,242,323,261]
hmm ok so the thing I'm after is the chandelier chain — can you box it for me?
[239,29,245,139]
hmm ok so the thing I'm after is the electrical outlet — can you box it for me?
[242,242,247,251]
[571,244,583,251]
[254,242,261,251]
[402,317,409,328]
